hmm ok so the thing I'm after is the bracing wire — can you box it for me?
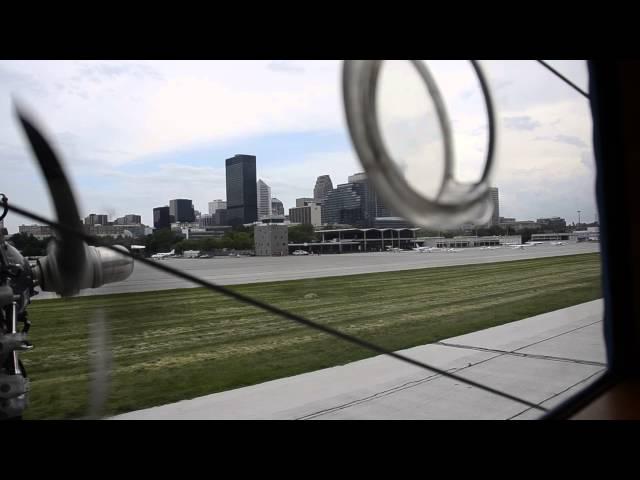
[537,60,590,99]
[6,201,548,413]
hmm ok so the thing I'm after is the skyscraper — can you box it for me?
[226,154,258,226]
[346,172,396,224]
[289,205,322,226]
[257,179,272,220]
[153,206,171,229]
[489,187,499,226]
[347,172,367,183]
[313,175,333,204]
[271,198,285,216]
[296,197,315,207]
[208,200,227,215]
[322,183,364,226]
[169,199,195,223]
[214,208,228,226]
[115,214,142,225]
[84,214,109,226]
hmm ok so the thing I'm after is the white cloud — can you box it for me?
[267,61,306,74]
[504,116,541,131]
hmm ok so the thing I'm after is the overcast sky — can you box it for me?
[0,60,595,233]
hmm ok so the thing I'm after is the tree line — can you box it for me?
[7,226,259,257]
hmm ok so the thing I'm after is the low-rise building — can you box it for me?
[171,222,200,231]
[181,226,232,240]
[418,235,523,248]
[18,224,55,239]
[254,223,288,256]
[498,220,541,232]
[531,227,599,243]
[114,214,142,225]
[316,227,419,252]
[572,226,599,242]
[85,224,147,238]
[537,217,567,231]
[373,217,414,228]
[530,233,573,242]
[289,205,322,226]
[84,214,109,226]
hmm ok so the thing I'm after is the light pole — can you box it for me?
[577,210,581,226]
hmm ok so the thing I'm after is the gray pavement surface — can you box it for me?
[111,299,605,420]
[35,242,600,300]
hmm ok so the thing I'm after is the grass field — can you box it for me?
[21,252,602,419]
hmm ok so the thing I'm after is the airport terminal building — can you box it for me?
[531,227,599,243]
[417,235,523,248]
[289,227,420,254]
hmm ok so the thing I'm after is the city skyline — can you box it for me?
[0,60,597,232]
[8,169,593,234]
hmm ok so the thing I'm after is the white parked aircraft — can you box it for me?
[508,241,544,249]
[551,241,567,246]
[412,246,435,253]
[151,249,175,259]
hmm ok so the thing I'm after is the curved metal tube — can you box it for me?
[34,244,133,293]
[343,60,498,229]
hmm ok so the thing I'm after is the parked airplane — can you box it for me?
[508,241,544,249]
[551,241,567,246]
[151,249,175,259]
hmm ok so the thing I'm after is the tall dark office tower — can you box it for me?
[313,175,333,204]
[169,199,195,223]
[489,187,499,226]
[225,154,258,226]
[153,206,171,229]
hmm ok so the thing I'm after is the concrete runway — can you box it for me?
[111,299,605,420]
[34,242,600,300]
